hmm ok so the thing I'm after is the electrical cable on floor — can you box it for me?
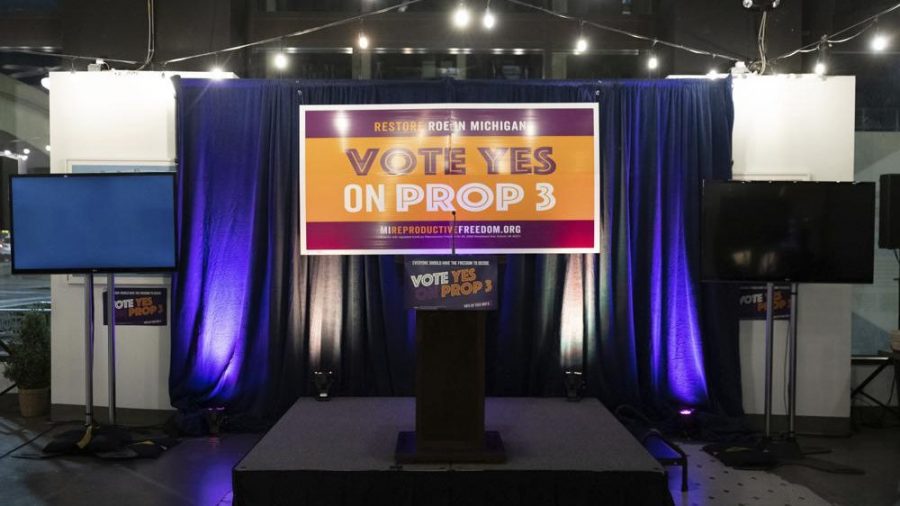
[0,420,81,460]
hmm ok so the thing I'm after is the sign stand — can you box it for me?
[81,273,118,427]
[395,310,505,463]
[106,273,117,426]
[83,274,94,426]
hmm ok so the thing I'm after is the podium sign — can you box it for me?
[404,256,497,310]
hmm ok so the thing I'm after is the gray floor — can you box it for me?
[239,397,664,472]
[1,394,899,506]
[0,395,259,506]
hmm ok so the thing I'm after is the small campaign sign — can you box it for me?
[405,256,497,310]
[738,286,791,320]
[102,287,168,326]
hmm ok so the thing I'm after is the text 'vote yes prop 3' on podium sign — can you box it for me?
[405,257,498,310]
[737,286,791,320]
[299,103,600,255]
[102,288,167,326]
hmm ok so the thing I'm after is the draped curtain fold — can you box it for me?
[171,78,740,422]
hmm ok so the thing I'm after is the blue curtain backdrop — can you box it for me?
[171,78,740,422]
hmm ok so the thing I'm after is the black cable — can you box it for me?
[0,420,81,460]
[501,0,747,62]
[0,48,138,65]
[163,0,425,65]
[773,1,900,63]
[136,0,156,70]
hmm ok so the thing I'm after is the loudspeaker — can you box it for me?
[880,174,900,248]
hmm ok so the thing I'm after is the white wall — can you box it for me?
[48,71,228,412]
[732,75,856,419]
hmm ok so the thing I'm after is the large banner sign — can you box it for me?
[405,256,497,310]
[300,103,599,255]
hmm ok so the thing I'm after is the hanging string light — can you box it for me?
[646,40,659,71]
[814,38,829,76]
[357,19,370,49]
[11,0,900,77]
[706,54,719,78]
[273,51,288,70]
[871,19,889,52]
[482,0,496,29]
[574,21,588,54]
[273,53,288,69]
[453,2,472,29]
[272,36,288,71]
[210,52,226,79]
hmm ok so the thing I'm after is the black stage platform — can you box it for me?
[233,398,672,506]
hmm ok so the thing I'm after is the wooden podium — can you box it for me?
[395,310,506,463]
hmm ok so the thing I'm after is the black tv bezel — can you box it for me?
[9,172,178,275]
[700,179,876,284]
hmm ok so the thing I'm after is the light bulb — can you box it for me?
[871,34,889,52]
[453,4,471,29]
[482,10,495,29]
[647,55,659,70]
[814,61,826,76]
[273,52,288,70]
[358,33,370,50]
[41,77,50,90]
[22,148,30,155]
[210,66,226,80]
[45,145,51,152]
[575,37,588,54]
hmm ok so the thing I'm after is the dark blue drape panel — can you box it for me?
[172,78,738,421]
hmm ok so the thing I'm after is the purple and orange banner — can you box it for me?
[299,103,599,255]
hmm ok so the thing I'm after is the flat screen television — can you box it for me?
[10,173,177,274]
[701,181,875,283]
